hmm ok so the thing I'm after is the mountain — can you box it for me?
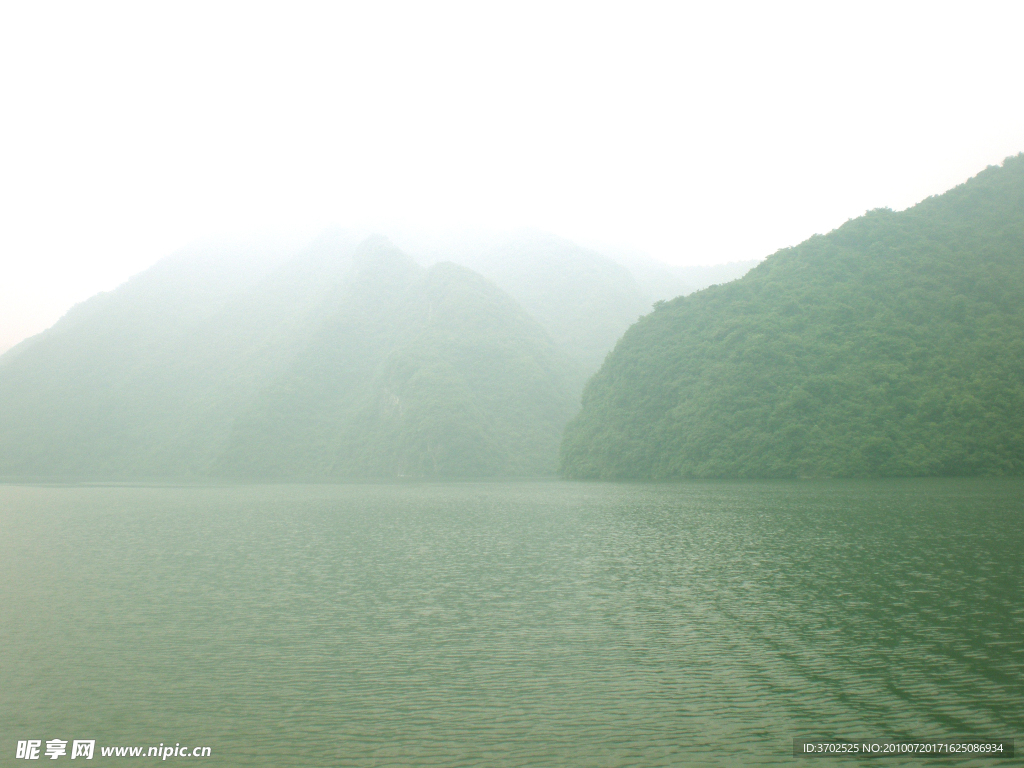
[0,234,329,478]
[0,236,581,480]
[394,230,654,374]
[561,155,1024,479]
[214,239,582,479]
[353,229,759,376]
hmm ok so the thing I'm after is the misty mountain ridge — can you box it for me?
[387,228,759,372]
[214,239,583,478]
[6,147,1022,483]
[4,229,730,480]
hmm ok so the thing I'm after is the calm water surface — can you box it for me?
[1,480,1021,766]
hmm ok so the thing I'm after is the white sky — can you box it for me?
[2,0,1023,352]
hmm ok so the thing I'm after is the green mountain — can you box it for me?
[561,155,1024,479]
[0,236,580,480]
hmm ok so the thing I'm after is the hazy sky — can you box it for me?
[2,1,1023,352]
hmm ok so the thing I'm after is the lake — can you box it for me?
[1,479,1020,765]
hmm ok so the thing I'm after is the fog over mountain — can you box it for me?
[0,231,752,480]
[3,154,1023,483]
[212,238,584,479]
[389,229,758,372]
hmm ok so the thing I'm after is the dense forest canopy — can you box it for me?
[561,155,1024,479]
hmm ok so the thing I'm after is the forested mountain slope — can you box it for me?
[0,237,580,479]
[561,155,1024,479]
